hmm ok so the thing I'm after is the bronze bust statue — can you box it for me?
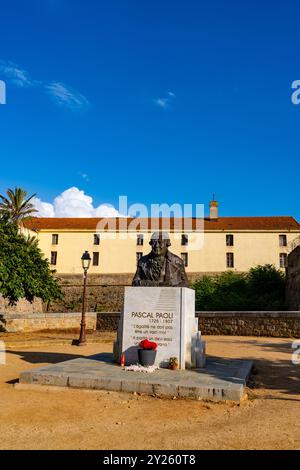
[132,232,189,287]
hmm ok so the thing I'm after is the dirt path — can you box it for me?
[0,335,300,449]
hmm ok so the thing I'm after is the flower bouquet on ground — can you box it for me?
[138,339,157,366]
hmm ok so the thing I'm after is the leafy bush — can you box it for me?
[247,264,286,310]
[0,220,63,305]
[192,265,286,311]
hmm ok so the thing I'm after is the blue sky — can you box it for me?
[0,0,300,218]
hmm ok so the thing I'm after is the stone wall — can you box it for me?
[47,273,206,313]
[2,309,300,336]
[0,295,43,313]
[286,246,300,310]
[97,312,120,331]
[45,274,132,313]
[96,311,300,338]
[0,312,97,333]
[197,311,300,337]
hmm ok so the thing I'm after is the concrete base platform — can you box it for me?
[19,353,253,402]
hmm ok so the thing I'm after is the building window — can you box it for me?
[93,252,99,266]
[181,253,188,267]
[94,234,100,245]
[226,234,234,246]
[279,253,287,268]
[50,251,57,265]
[181,234,188,246]
[279,234,287,247]
[136,252,143,265]
[226,252,234,268]
[137,234,144,246]
[52,234,59,245]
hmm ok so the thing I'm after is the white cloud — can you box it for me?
[154,91,176,109]
[33,187,125,218]
[154,98,168,108]
[94,204,123,218]
[0,60,89,110]
[32,197,55,217]
[52,187,94,217]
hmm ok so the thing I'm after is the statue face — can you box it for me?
[150,239,169,257]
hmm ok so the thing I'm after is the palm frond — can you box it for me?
[0,187,38,223]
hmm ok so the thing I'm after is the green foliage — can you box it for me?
[192,265,286,311]
[247,264,286,310]
[0,220,63,305]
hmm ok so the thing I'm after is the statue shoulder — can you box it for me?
[167,251,185,266]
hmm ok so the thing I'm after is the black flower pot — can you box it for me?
[138,349,157,366]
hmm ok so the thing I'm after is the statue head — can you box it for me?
[149,232,171,257]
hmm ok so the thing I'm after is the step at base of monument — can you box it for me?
[19,353,253,403]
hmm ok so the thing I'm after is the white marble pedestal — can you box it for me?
[114,287,200,369]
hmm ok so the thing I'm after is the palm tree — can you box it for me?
[0,187,38,223]
[24,233,39,248]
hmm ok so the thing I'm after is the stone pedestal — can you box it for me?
[114,287,200,369]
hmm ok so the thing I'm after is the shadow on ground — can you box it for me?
[247,357,300,396]
[7,350,86,364]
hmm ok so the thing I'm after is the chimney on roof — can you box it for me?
[209,195,219,220]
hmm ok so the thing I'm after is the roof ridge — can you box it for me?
[23,215,300,231]
[27,215,297,220]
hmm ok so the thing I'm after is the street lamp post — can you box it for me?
[77,251,91,346]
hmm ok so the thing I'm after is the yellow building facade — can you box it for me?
[25,205,300,276]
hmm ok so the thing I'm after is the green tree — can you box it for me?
[192,265,286,311]
[193,271,248,310]
[0,220,62,305]
[247,264,286,310]
[0,187,38,223]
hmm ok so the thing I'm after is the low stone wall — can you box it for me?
[96,311,300,338]
[0,312,97,333]
[197,311,300,337]
[3,310,299,337]
[97,312,120,331]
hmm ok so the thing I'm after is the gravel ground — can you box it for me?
[0,334,300,450]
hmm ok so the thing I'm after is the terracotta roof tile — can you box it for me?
[24,216,300,231]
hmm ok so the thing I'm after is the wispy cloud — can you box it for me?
[45,82,89,110]
[0,60,89,111]
[0,61,34,87]
[154,90,176,109]
[78,171,90,182]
